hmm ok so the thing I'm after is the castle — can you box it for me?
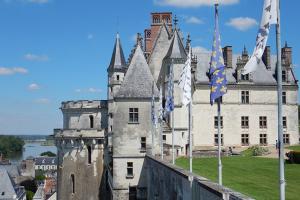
[54,12,298,200]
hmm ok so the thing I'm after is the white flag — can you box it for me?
[178,47,192,106]
[243,0,277,75]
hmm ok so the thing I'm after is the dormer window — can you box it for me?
[241,73,249,81]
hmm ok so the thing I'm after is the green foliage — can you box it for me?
[287,145,300,151]
[40,151,56,157]
[0,135,25,156]
[26,191,34,200]
[286,151,300,164]
[242,145,270,156]
[35,174,46,181]
[176,156,300,200]
[20,180,37,193]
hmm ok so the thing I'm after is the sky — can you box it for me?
[0,0,299,135]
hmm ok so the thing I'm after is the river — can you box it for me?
[8,142,57,164]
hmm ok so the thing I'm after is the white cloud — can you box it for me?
[87,33,94,40]
[226,17,258,31]
[75,88,102,93]
[28,83,40,90]
[0,67,28,75]
[24,53,49,62]
[184,16,203,24]
[35,98,50,104]
[192,46,210,54]
[154,0,239,8]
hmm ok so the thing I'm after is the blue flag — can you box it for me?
[165,64,174,113]
[209,5,227,105]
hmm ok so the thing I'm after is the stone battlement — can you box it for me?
[54,129,105,138]
[61,100,107,110]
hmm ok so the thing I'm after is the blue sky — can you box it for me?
[0,0,299,135]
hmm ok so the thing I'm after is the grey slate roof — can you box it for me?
[0,169,16,199]
[0,169,25,200]
[108,33,126,71]
[0,165,20,178]
[195,50,297,85]
[165,29,187,60]
[35,157,57,166]
[115,45,159,99]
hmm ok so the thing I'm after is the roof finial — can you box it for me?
[285,41,288,47]
[243,45,248,55]
[174,15,178,29]
[136,33,143,47]
[186,33,191,51]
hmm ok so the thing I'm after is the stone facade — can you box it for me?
[54,100,107,200]
[54,12,299,200]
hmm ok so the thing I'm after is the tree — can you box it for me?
[40,151,56,157]
[0,135,24,156]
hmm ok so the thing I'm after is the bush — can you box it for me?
[40,151,56,157]
[26,191,34,200]
[244,145,270,156]
[286,151,300,164]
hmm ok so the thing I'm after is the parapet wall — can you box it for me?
[146,155,253,200]
[61,100,107,109]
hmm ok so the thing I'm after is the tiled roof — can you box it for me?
[35,157,57,166]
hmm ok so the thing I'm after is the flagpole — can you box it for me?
[161,123,164,160]
[217,97,222,185]
[188,101,192,173]
[172,110,175,164]
[152,121,155,156]
[276,0,285,199]
[159,84,164,160]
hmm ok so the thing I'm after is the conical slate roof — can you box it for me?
[108,33,126,71]
[115,45,159,99]
[165,29,187,59]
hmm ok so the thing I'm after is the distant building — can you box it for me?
[0,168,26,200]
[35,157,57,171]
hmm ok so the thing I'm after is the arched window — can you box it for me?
[87,145,92,164]
[71,174,75,194]
[89,115,94,129]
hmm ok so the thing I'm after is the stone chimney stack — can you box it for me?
[282,42,292,67]
[144,12,172,55]
[223,46,232,68]
[262,46,271,70]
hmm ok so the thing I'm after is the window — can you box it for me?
[282,70,287,82]
[282,92,286,104]
[141,137,146,151]
[241,116,249,128]
[241,91,249,104]
[129,108,139,123]
[162,135,166,143]
[283,116,287,128]
[127,162,133,177]
[241,134,249,146]
[89,115,94,129]
[110,125,112,132]
[214,116,223,129]
[259,116,267,128]
[259,134,267,145]
[116,75,120,81]
[71,174,75,194]
[241,73,249,81]
[87,145,92,164]
[283,134,290,144]
[182,132,184,138]
[214,134,223,146]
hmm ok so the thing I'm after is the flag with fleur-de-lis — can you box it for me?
[209,5,227,105]
[243,0,277,74]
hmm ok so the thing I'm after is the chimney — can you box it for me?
[144,12,172,54]
[281,41,292,67]
[223,46,232,68]
[262,46,271,69]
